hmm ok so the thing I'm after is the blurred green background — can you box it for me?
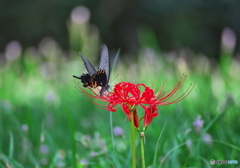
[1,0,240,58]
[0,1,240,168]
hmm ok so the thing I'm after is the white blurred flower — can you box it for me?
[116,141,127,153]
[113,126,124,136]
[221,27,236,52]
[186,138,192,149]
[71,6,90,24]
[99,140,107,153]
[90,151,99,157]
[176,57,188,74]
[40,158,48,165]
[144,48,156,65]
[80,135,91,147]
[229,60,240,80]
[39,37,61,59]
[203,133,212,146]
[193,115,204,133]
[22,139,31,151]
[1,101,11,111]
[40,144,49,154]
[21,124,29,132]
[211,73,226,99]
[45,90,57,103]
[5,40,22,61]
[79,158,89,166]
[56,160,65,168]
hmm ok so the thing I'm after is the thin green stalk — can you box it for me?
[110,111,119,167]
[130,110,136,168]
[140,132,146,168]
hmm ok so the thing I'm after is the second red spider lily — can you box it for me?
[75,74,194,131]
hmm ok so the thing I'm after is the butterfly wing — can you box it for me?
[73,52,97,87]
[97,44,110,96]
[98,44,110,82]
[80,53,97,76]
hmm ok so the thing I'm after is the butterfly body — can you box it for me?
[73,44,110,97]
[73,73,92,87]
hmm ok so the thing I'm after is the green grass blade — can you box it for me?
[158,142,186,168]
[64,106,77,168]
[112,48,121,72]
[152,122,166,168]
[8,131,14,159]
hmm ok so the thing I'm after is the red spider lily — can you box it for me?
[75,74,194,130]
[142,105,158,129]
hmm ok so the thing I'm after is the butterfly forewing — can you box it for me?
[80,53,97,76]
[98,44,110,82]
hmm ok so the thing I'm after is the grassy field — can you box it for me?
[0,26,240,167]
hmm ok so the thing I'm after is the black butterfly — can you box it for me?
[73,44,110,97]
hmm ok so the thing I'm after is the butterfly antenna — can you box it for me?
[110,74,118,83]
[73,75,81,79]
[108,74,119,92]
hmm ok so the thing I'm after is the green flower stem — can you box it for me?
[130,110,136,168]
[140,132,146,168]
